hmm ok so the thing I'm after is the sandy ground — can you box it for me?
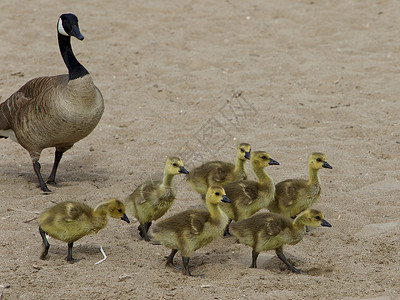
[0,0,399,299]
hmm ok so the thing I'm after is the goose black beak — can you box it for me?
[179,166,189,174]
[321,219,332,227]
[322,161,333,169]
[221,195,231,203]
[268,158,280,166]
[121,214,130,223]
[244,152,251,160]
[71,25,84,40]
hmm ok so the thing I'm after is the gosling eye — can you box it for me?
[315,216,321,220]
[215,192,220,196]
[261,156,267,160]
[118,209,123,213]
[240,149,245,152]
[173,163,178,167]
[316,158,322,162]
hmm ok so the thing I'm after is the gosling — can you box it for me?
[230,209,331,273]
[187,143,251,198]
[38,198,130,262]
[267,153,332,218]
[151,186,231,277]
[220,151,279,235]
[125,157,189,241]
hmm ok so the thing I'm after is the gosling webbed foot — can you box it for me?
[250,249,259,268]
[138,222,152,241]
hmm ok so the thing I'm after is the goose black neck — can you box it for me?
[58,34,89,80]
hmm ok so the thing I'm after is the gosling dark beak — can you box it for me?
[71,25,84,40]
[321,219,332,227]
[268,158,280,166]
[221,195,231,203]
[244,151,251,160]
[179,166,189,174]
[322,161,332,169]
[121,214,130,223]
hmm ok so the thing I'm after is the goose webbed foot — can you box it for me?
[33,162,52,193]
[47,150,64,185]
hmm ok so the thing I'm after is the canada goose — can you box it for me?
[125,157,189,241]
[38,198,130,262]
[0,13,104,192]
[267,153,332,218]
[187,143,251,198]
[220,151,279,235]
[230,209,331,273]
[150,186,231,276]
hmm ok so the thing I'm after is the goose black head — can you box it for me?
[58,13,84,40]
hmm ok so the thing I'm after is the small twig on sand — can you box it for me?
[23,216,39,223]
[95,245,107,265]
[0,284,10,300]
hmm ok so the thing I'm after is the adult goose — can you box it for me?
[0,13,104,192]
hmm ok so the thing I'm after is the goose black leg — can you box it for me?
[39,226,50,259]
[275,247,302,274]
[223,219,232,236]
[47,150,63,185]
[138,222,152,241]
[33,161,51,193]
[166,249,178,267]
[250,249,259,268]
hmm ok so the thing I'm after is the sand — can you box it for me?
[0,0,399,299]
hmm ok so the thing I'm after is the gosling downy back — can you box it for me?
[0,13,104,193]
[150,186,231,276]
[187,143,251,196]
[125,156,189,241]
[38,198,129,261]
[220,151,279,222]
[230,209,331,273]
[267,152,332,218]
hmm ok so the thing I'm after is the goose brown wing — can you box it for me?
[0,75,66,131]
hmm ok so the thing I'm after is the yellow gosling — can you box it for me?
[220,151,279,235]
[151,186,231,277]
[268,153,332,218]
[230,209,331,273]
[125,157,189,241]
[187,143,251,198]
[38,198,129,262]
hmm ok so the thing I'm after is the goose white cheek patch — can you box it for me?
[57,18,69,36]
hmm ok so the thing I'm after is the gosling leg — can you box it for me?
[275,247,302,274]
[182,256,204,277]
[166,249,178,267]
[138,222,152,241]
[250,249,259,268]
[66,242,75,262]
[47,150,63,185]
[39,226,50,259]
[182,256,192,276]
[33,161,51,193]
[223,219,232,236]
